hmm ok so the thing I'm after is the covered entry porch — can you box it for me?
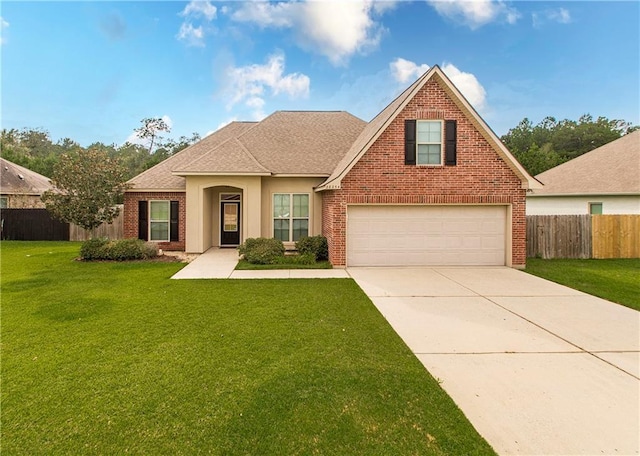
[183,176,263,253]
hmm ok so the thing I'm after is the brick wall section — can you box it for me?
[323,79,527,267]
[124,192,186,251]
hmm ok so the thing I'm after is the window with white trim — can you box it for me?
[417,120,442,165]
[149,200,170,241]
[0,196,7,208]
[273,193,309,242]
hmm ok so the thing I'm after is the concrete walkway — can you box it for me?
[171,248,350,279]
[348,267,640,456]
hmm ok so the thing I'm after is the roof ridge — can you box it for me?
[234,137,271,173]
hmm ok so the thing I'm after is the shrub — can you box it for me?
[80,237,109,260]
[238,237,285,264]
[296,235,329,261]
[80,238,158,261]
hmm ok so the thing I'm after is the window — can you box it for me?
[0,196,7,209]
[138,200,179,242]
[589,202,603,215]
[150,201,170,241]
[417,120,442,165]
[405,119,456,166]
[273,193,309,242]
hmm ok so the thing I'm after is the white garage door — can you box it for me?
[347,205,507,266]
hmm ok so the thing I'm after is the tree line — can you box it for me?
[0,118,200,180]
[500,114,637,176]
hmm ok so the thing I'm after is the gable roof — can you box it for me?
[128,121,257,190]
[174,111,366,177]
[316,65,540,191]
[530,130,640,196]
[0,158,53,195]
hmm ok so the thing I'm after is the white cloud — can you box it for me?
[180,1,217,21]
[176,22,205,47]
[390,58,486,109]
[549,8,571,24]
[441,62,487,108]
[427,0,520,29]
[224,52,310,120]
[232,1,295,28]
[533,8,571,28]
[231,0,396,65]
[390,58,430,84]
[1,16,9,45]
[177,1,217,46]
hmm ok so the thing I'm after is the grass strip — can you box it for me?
[525,258,640,311]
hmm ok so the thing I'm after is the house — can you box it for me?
[527,130,640,215]
[125,65,539,268]
[0,157,52,209]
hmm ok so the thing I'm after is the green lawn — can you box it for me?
[525,258,640,311]
[1,241,495,455]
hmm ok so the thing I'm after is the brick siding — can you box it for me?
[322,79,527,267]
[123,192,186,251]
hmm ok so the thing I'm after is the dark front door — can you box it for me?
[220,201,240,246]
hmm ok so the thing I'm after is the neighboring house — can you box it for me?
[527,130,640,215]
[0,157,52,209]
[125,65,539,268]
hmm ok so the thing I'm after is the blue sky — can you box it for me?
[1,1,638,147]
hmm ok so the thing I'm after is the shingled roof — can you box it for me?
[128,121,258,190]
[0,158,52,195]
[130,111,366,190]
[530,130,640,196]
[174,111,366,176]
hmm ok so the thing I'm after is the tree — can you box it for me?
[502,114,637,175]
[134,117,171,154]
[41,149,129,233]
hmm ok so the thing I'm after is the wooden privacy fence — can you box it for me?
[0,209,70,241]
[592,215,640,259]
[69,206,124,241]
[1,206,124,242]
[527,215,640,259]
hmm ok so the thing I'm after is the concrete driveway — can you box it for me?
[348,267,640,456]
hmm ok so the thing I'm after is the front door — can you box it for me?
[220,201,240,246]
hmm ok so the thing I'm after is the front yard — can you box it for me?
[0,241,495,455]
[525,258,640,311]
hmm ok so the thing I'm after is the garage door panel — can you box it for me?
[347,205,507,266]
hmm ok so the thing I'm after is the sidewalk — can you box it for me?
[171,248,350,279]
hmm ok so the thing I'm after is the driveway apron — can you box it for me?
[348,266,640,456]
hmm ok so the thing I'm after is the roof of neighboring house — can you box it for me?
[128,121,258,190]
[0,157,53,195]
[530,130,640,196]
[317,65,539,191]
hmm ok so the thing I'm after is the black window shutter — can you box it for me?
[445,120,457,166]
[405,119,416,165]
[138,201,148,240]
[170,201,179,242]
